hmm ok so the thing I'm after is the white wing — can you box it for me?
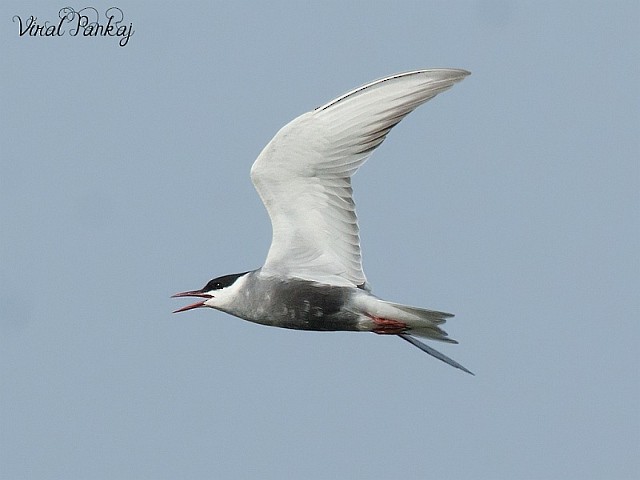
[251,69,469,287]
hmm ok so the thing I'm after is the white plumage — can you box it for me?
[252,69,469,288]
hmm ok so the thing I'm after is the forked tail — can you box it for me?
[359,297,473,375]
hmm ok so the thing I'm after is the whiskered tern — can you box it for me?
[173,69,473,374]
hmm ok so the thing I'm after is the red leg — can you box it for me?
[371,317,408,334]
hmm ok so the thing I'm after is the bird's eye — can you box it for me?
[203,279,224,291]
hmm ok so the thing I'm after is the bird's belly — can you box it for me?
[246,301,360,332]
[238,281,362,332]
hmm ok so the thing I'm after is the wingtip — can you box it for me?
[398,334,474,375]
[431,68,471,82]
[416,67,470,77]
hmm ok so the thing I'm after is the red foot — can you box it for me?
[371,317,408,334]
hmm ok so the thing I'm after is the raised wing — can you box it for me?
[250,69,469,287]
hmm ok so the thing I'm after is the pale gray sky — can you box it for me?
[2,1,638,479]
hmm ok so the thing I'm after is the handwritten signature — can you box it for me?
[13,7,134,47]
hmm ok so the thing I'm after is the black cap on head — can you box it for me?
[202,271,249,292]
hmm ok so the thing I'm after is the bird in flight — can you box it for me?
[173,69,473,374]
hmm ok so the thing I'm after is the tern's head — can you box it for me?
[172,271,250,313]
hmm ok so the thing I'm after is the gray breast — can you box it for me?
[243,276,361,332]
